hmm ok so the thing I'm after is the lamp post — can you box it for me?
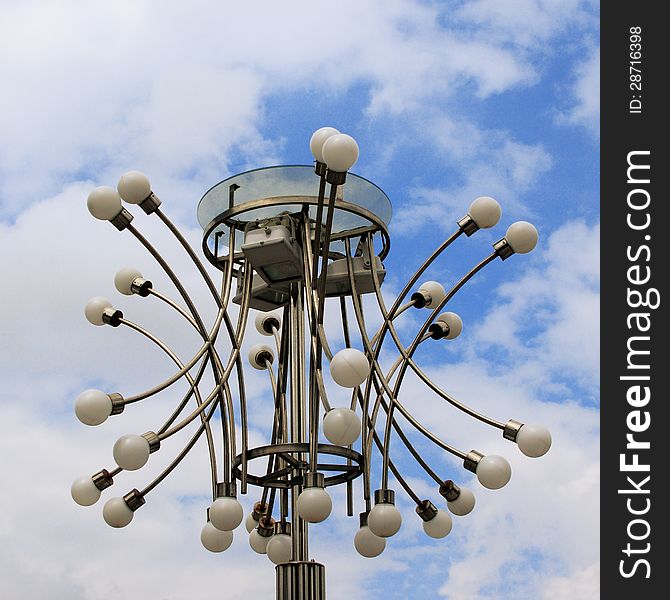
[72,127,552,599]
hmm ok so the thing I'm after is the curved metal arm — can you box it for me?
[380,251,499,489]
[119,317,219,496]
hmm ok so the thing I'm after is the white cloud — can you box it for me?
[394,121,553,235]
[558,46,600,137]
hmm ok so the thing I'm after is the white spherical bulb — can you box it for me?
[71,477,101,506]
[468,196,502,229]
[117,171,151,204]
[209,497,244,531]
[74,389,112,426]
[505,221,538,254]
[330,348,369,388]
[113,434,150,471]
[321,133,359,172]
[309,127,340,163]
[436,312,463,340]
[367,503,402,538]
[516,424,552,458]
[476,455,512,490]
[447,487,476,516]
[102,497,133,528]
[87,186,123,220]
[248,343,274,370]
[423,509,453,539]
[354,526,386,558]
[249,529,271,554]
[297,487,332,523]
[323,408,361,446]
[201,522,233,552]
[254,310,281,336]
[245,512,259,533]
[267,533,292,565]
[114,267,143,295]
[418,281,446,308]
[84,297,112,326]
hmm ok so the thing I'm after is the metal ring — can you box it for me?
[231,443,364,489]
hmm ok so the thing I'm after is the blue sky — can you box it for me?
[0,1,599,599]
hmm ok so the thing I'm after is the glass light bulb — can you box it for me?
[321,133,359,172]
[102,497,133,528]
[249,529,271,554]
[435,312,463,340]
[476,454,512,490]
[84,297,112,326]
[423,509,453,539]
[367,503,402,538]
[354,525,386,558]
[114,267,143,295]
[201,522,233,552]
[113,434,150,471]
[87,186,122,221]
[505,221,538,254]
[71,476,101,506]
[296,486,332,523]
[117,171,151,204]
[418,281,446,308]
[245,512,259,533]
[330,348,369,388]
[309,127,340,163]
[468,196,501,229]
[248,343,274,370]
[74,389,112,426]
[447,487,476,516]
[516,424,552,458]
[266,533,292,565]
[209,497,244,531]
[323,408,361,446]
[254,310,281,336]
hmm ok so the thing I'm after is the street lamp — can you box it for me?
[72,126,551,599]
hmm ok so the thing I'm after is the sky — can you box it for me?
[0,1,599,599]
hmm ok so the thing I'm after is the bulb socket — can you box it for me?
[215,482,237,498]
[274,521,292,536]
[139,192,161,215]
[258,515,276,537]
[314,161,327,177]
[503,419,524,442]
[463,450,485,474]
[141,431,161,453]
[109,392,125,416]
[261,316,280,334]
[374,489,395,506]
[358,511,370,528]
[410,291,428,309]
[110,207,133,231]
[493,238,514,260]
[92,469,114,491]
[428,322,451,340]
[254,348,274,369]
[457,214,479,237]
[325,170,347,185]
[252,501,269,521]
[123,488,146,512]
[438,480,461,503]
[416,500,438,522]
[130,278,153,297]
[102,307,123,327]
[303,472,325,489]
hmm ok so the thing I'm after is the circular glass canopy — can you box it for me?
[198,165,392,253]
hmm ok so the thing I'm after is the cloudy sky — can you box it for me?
[0,1,599,599]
